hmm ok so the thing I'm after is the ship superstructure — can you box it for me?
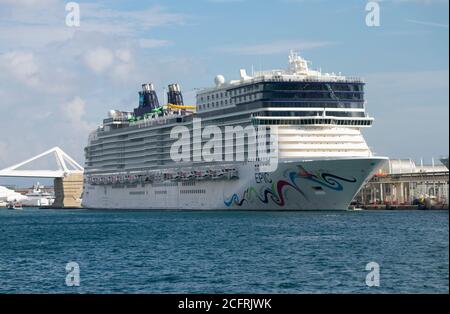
[82,52,387,210]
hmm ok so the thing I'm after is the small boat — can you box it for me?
[22,183,54,207]
[6,201,23,210]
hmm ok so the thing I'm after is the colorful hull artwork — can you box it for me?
[82,158,387,210]
[224,165,358,208]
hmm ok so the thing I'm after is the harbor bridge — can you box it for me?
[0,147,84,208]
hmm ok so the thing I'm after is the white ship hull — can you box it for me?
[22,197,53,207]
[82,157,386,210]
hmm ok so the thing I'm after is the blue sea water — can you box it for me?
[0,208,448,293]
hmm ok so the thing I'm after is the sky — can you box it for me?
[0,0,448,187]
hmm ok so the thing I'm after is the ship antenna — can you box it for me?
[163,86,167,105]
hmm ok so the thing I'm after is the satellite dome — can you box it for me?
[214,75,226,86]
[108,110,117,118]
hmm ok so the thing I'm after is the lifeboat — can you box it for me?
[229,168,239,179]
[154,172,163,182]
[201,171,209,179]
[164,172,173,181]
[207,169,218,179]
[215,169,225,179]
[143,174,151,183]
[130,175,138,183]
[179,171,187,180]
[193,170,203,179]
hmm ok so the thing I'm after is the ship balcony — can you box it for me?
[277,142,369,150]
[251,115,374,127]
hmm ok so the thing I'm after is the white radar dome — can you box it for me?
[108,110,117,118]
[214,75,226,86]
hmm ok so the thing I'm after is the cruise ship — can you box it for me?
[82,51,387,210]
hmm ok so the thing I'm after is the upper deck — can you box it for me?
[85,52,375,174]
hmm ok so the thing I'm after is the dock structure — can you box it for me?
[52,173,84,208]
[0,147,84,208]
[354,158,449,209]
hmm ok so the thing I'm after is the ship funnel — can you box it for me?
[134,82,160,117]
[167,83,184,106]
[142,83,155,92]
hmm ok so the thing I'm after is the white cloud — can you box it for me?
[207,0,245,3]
[387,0,449,4]
[364,70,449,159]
[0,51,40,87]
[365,70,449,94]
[64,97,85,121]
[215,40,334,55]
[62,97,92,133]
[0,2,197,172]
[0,140,8,167]
[83,47,114,74]
[111,63,134,83]
[80,4,188,37]
[0,0,58,7]
[405,19,449,28]
[138,38,172,49]
[82,47,136,82]
[0,2,185,51]
[115,49,132,63]
[0,49,77,95]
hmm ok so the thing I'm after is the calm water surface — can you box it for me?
[0,208,448,293]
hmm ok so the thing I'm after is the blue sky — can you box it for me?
[0,0,448,186]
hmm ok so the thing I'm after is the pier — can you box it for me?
[0,147,84,208]
[353,159,449,210]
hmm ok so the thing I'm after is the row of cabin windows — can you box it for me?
[263,82,364,92]
[254,119,372,126]
[253,111,366,118]
[198,90,364,111]
[198,93,260,110]
[262,91,363,101]
[198,85,262,106]
[262,102,364,109]
[204,85,261,100]
[198,82,363,104]
[197,82,363,104]
[180,189,206,194]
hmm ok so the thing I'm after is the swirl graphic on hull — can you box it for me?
[224,165,357,208]
[296,165,357,191]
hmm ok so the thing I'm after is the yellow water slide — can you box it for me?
[166,103,197,110]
